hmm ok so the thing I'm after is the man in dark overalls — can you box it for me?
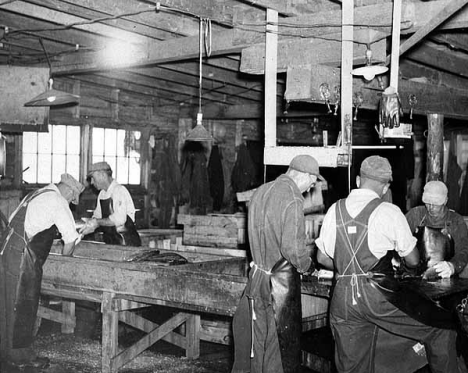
[0,173,84,371]
[231,154,323,373]
[316,156,458,373]
[79,161,141,246]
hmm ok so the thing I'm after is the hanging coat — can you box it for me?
[208,144,224,211]
[231,143,257,193]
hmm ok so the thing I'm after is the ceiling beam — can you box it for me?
[51,28,264,74]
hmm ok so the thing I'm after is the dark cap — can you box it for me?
[289,155,324,180]
[360,156,393,183]
[60,173,85,205]
[87,161,112,176]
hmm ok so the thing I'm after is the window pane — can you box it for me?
[52,154,66,181]
[52,125,66,154]
[37,154,52,183]
[106,128,117,156]
[38,131,52,155]
[104,156,116,176]
[23,133,37,154]
[117,129,126,156]
[67,155,80,177]
[92,127,105,157]
[23,153,37,183]
[67,126,80,155]
[116,156,129,184]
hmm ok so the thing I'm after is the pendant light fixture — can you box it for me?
[24,78,80,107]
[185,18,213,142]
[352,44,388,82]
[24,39,80,107]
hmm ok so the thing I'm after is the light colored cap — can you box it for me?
[360,156,393,183]
[60,173,85,205]
[88,161,112,176]
[289,155,324,181]
[422,181,448,205]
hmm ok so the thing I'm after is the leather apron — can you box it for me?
[98,198,141,246]
[0,189,57,357]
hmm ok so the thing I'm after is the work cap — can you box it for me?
[289,155,324,181]
[360,155,393,183]
[88,161,112,176]
[422,180,448,205]
[60,173,85,205]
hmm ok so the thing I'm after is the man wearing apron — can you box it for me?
[316,156,458,373]
[231,155,323,373]
[406,180,468,278]
[80,161,141,247]
[0,173,84,370]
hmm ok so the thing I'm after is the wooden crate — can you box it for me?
[177,213,246,249]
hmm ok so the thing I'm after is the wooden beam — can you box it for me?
[52,28,264,74]
[387,0,468,64]
[405,41,468,79]
[241,38,385,74]
[1,2,149,44]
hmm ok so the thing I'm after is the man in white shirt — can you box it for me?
[315,156,458,373]
[80,161,141,246]
[0,173,84,371]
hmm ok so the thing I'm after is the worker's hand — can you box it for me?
[432,261,455,278]
[379,86,403,129]
[79,218,99,235]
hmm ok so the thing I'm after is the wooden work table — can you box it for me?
[40,240,331,373]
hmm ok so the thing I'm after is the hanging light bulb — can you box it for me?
[352,45,388,82]
[185,18,213,142]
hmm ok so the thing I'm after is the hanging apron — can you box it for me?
[98,198,141,246]
[0,189,57,357]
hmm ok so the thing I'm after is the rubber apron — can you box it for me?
[246,256,302,373]
[98,198,141,246]
[0,190,57,357]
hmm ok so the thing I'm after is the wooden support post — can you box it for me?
[102,292,118,373]
[264,9,278,148]
[61,300,75,334]
[426,113,444,182]
[185,313,201,359]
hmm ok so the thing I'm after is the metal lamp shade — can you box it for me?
[24,89,80,107]
[185,123,214,142]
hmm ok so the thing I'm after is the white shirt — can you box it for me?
[93,180,136,228]
[316,188,416,259]
[23,184,79,244]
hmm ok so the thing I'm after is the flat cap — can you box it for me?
[422,180,448,205]
[289,155,324,180]
[88,161,112,176]
[60,173,85,205]
[360,155,393,183]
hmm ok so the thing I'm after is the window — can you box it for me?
[23,125,80,184]
[22,125,141,185]
[92,128,141,185]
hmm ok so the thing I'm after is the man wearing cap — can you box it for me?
[0,173,84,371]
[231,154,321,373]
[79,161,141,246]
[315,156,459,373]
[406,180,468,278]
